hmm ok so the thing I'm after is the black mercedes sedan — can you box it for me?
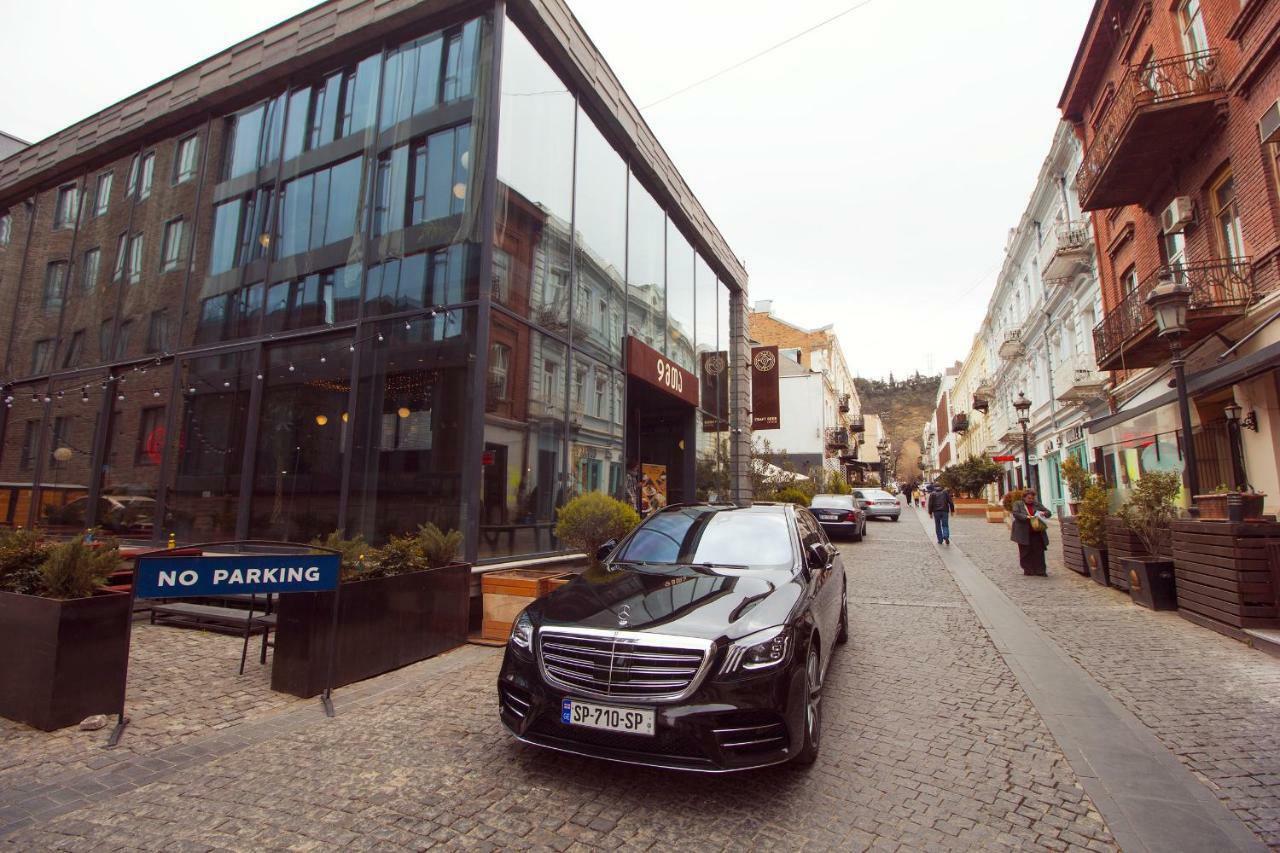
[498,502,847,772]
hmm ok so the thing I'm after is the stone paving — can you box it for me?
[946,511,1280,849]
[1,515,1119,851]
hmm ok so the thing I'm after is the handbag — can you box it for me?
[1028,513,1046,534]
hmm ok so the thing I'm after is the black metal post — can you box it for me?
[1170,340,1200,499]
[1021,423,1031,491]
[1226,419,1247,491]
[321,579,342,718]
[106,554,142,748]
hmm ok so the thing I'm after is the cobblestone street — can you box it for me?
[2,506,1277,850]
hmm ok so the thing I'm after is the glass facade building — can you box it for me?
[0,0,748,563]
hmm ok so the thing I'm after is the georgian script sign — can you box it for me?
[626,336,699,407]
[133,554,341,599]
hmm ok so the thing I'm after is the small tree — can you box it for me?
[1115,471,1181,556]
[0,528,50,596]
[1060,456,1091,504]
[775,486,810,507]
[1001,489,1026,513]
[555,493,641,568]
[1077,484,1110,548]
[40,536,119,600]
[939,455,1002,498]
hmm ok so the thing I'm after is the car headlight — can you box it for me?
[509,611,534,652]
[719,625,792,675]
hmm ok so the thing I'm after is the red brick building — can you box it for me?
[1060,0,1280,511]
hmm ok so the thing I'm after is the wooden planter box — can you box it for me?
[271,563,470,698]
[1120,557,1177,610]
[954,497,987,516]
[1170,520,1280,642]
[1105,519,1170,592]
[0,590,131,731]
[481,568,572,642]
[1193,493,1266,522]
[1083,546,1110,586]
[1060,518,1087,575]
[985,507,1005,523]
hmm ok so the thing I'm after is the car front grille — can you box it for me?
[537,628,713,702]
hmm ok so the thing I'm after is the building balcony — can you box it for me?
[1076,50,1227,211]
[999,427,1025,447]
[849,416,865,434]
[838,393,851,413]
[972,395,989,413]
[1054,356,1109,404]
[1043,220,1093,281]
[1092,258,1253,371]
[998,331,1025,360]
[951,413,969,433]
[825,428,850,449]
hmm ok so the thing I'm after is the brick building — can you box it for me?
[0,0,752,562]
[1061,0,1280,512]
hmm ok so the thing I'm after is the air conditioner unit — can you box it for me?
[1260,99,1280,144]
[1160,196,1194,234]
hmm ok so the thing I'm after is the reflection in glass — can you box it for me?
[493,20,573,326]
[35,395,92,532]
[365,243,474,316]
[380,19,480,131]
[666,222,695,372]
[282,53,380,161]
[567,351,624,501]
[96,368,173,541]
[250,336,352,542]
[164,351,254,542]
[346,313,472,543]
[0,391,44,527]
[275,157,361,259]
[372,124,471,236]
[480,322,567,559]
[573,107,626,364]
[628,175,665,352]
[264,264,361,332]
[224,97,284,180]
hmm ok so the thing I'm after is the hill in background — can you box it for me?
[854,374,941,484]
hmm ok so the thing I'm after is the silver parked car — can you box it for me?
[853,488,900,521]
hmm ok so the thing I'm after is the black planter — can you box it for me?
[271,563,470,698]
[1082,546,1109,587]
[1121,557,1177,610]
[0,590,131,731]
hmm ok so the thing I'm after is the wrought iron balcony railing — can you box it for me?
[1076,50,1224,209]
[825,428,850,449]
[998,330,1025,360]
[951,413,969,433]
[1092,258,1253,369]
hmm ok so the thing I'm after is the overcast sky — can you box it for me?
[1,0,1095,379]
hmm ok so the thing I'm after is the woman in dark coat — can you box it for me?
[1011,489,1052,576]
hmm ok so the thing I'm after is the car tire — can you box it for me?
[891,515,899,522]
[792,640,823,766]
[851,526,863,543]
[836,581,849,645]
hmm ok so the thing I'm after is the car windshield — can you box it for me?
[811,495,854,509]
[863,490,895,500]
[614,506,794,570]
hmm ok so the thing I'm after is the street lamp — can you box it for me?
[1146,277,1199,499]
[1013,391,1032,490]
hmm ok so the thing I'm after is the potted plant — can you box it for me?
[1113,472,1181,610]
[939,455,1003,515]
[985,503,1005,523]
[0,531,131,731]
[272,525,470,698]
[1194,484,1267,522]
[1060,456,1091,515]
[1077,484,1110,586]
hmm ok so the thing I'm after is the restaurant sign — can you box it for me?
[751,345,780,430]
[626,336,699,407]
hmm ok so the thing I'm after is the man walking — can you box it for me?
[927,484,955,545]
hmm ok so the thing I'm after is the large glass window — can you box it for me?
[573,107,626,364]
[282,54,380,160]
[250,336,353,542]
[627,176,666,352]
[163,350,255,542]
[0,392,43,527]
[666,222,695,372]
[480,323,568,559]
[96,367,174,541]
[364,243,475,316]
[194,282,265,345]
[35,396,93,532]
[275,157,361,258]
[208,186,273,275]
[346,312,472,543]
[264,263,361,332]
[380,19,480,131]
[372,124,471,236]
[493,21,574,327]
[224,97,284,180]
[567,351,624,501]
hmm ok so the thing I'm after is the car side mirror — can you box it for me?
[806,543,829,571]
[596,539,618,563]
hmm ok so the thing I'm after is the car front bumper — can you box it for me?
[498,646,807,772]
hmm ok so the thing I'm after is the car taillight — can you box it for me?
[844,511,857,522]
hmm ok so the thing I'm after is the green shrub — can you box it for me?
[311,532,373,582]
[939,454,1003,498]
[39,536,119,599]
[555,493,641,568]
[417,523,463,569]
[821,471,853,495]
[0,528,50,596]
[775,487,810,507]
[1060,456,1092,502]
[1001,489,1025,513]
[358,524,465,580]
[1077,484,1110,548]
[1115,471,1181,556]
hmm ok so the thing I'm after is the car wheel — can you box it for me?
[851,525,863,542]
[891,515,899,522]
[792,640,823,766]
[836,581,849,645]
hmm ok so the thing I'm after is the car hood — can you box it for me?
[530,563,802,643]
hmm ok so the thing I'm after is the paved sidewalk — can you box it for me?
[940,509,1280,849]
[2,516,1117,851]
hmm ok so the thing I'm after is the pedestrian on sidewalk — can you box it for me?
[927,485,954,545]
[903,482,915,507]
[1011,489,1052,576]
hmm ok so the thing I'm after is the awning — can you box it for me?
[1086,341,1280,434]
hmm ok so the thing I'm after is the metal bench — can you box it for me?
[149,596,276,674]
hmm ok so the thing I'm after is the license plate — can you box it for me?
[561,699,655,735]
[818,512,839,520]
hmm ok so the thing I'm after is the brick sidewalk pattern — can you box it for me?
[948,512,1280,848]
[2,518,1116,851]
